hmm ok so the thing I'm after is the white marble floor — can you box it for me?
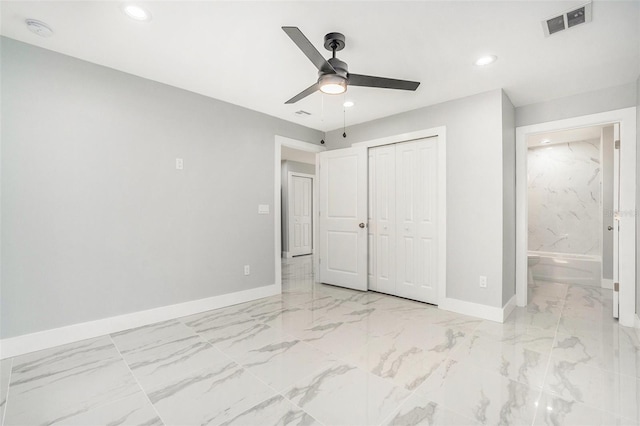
[1,256,639,425]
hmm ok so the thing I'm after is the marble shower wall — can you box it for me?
[528,139,601,255]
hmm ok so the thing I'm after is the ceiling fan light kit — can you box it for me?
[282,26,420,104]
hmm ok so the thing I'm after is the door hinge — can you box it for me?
[614,282,619,292]
[615,140,620,149]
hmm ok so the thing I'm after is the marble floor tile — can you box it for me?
[4,337,140,426]
[4,255,639,426]
[344,323,468,391]
[299,319,383,358]
[54,392,163,426]
[552,331,640,378]
[544,356,640,422]
[285,361,410,426]
[533,391,636,426]
[241,338,336,392]
[147,360,277,426]
[382,392,480,426]
[0,358,12,425]
[111,319,201,357]
[220,394,318,426]
[416,358,540,425]
[528,281,569,300]
[451,331,550,390]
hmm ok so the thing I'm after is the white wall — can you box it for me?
[281,160,315,254]
[0,38,323,339]
[325,89,510,309]
[637,74,640,316]
[527,139,601,256]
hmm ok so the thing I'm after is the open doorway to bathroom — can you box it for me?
[526,124,619,315]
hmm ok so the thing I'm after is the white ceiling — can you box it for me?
[527,124,606,147]
[2,1,639,132]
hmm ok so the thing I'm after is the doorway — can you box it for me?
[525,124,618,314]
[274,136,325,292]
[515,108,636,327]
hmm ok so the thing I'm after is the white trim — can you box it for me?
[282,251,291,259]
[0,284,278,360]
[351,126,447,306]
[601,279,614,290]
[635,314,640,330]
[515,107,636,327]
[439,294,515,323]
[274,136,325,290]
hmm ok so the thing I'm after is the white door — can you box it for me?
[318,146,368,291]
[612,123,620,318]
[289,175,313,256]
[395,138,439,304]
[369,145,397,295]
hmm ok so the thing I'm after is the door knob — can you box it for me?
[608,226,613,231]
[359,223,366,229]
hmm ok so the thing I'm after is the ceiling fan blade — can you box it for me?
[282,27,335,74]
[348,73,420,91]
[285,83,319,104]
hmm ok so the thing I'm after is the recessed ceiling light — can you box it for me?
[25,19,54,37]
[540,139,552,145]
[121,4,152,21]
[475,55,497,66]
[343,101,354,108]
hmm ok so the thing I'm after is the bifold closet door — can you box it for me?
[368,145,396,295]
[395,138,438,304]
[368,138,439,304]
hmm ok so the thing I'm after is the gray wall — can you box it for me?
[1,38,323,338]
[281,160,315,254]
[325,90,508,308]
[501,91,516,306]
[637,74,640,316]
[602,126,614,281]
[515,82,637,127]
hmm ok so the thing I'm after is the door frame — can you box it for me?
[274,136,325,292]
[287,171,315,258]
[515,107,636,327]
[352,126,447,305]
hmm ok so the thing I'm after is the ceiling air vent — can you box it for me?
[542,1,592,37]
[295,110,311,116]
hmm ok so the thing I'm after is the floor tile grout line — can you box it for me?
[530,282,568,426]
[1,358,13,426]
[107,335,168,426]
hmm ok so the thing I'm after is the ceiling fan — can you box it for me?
[282,27,420,104]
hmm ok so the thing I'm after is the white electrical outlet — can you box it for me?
[479,276,487,288]
[244,265,250,276]
[176,158,184,170]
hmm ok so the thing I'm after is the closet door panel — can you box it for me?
[370,145,396,296]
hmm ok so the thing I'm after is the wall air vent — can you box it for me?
[295,110,311,116]
[542,1,592,37]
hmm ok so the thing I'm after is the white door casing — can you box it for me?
[612,123,620,318]
[289,174,313,257]
[318,146,368,291]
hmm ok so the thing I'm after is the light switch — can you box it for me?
[258,204,270,214]
[176,158,184,170]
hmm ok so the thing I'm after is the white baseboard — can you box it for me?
[439,295,516,323]
[601,279,614,290]
[0,284,279,360]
